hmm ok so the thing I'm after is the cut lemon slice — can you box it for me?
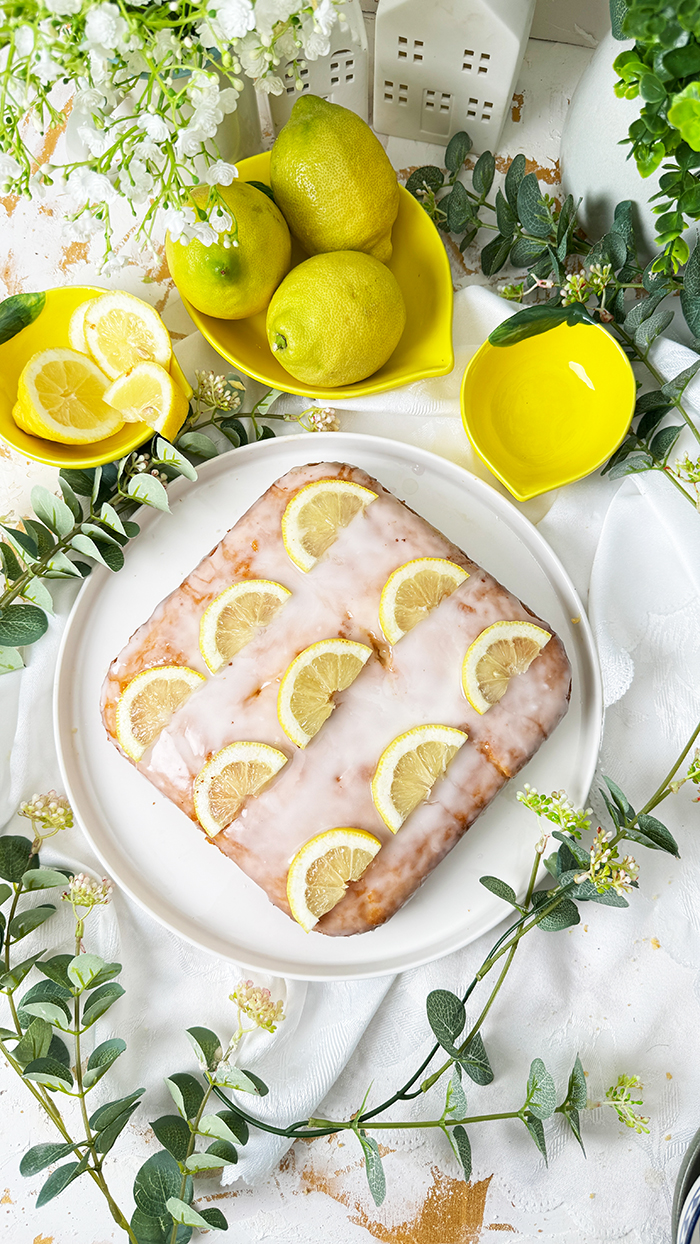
[84,291,171,379]
[116,665,205,761]
[287,828,382,932]
[281,478,377,572]
[278,638,372,747]
[13,349,124,445]
[199,579,292,673]
[67,299,95,354]
[104,361,189,437]
[379,558,469,644]
[193,741,288,838]
[462,620,552,715]
[371,724,468,833]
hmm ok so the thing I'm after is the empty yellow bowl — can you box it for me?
[0,286,191,469]
[460,321,637,502]
[178,151,455,400]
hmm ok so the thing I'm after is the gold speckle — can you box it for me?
[0,1190,12,1204]
[667,1072,673,1080]
[651,937,661,949]
[665,1134,672,1140]
[571,616,580,624]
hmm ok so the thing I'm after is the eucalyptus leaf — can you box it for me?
[479,875,517,906]
[0,883,12,905]
[197,1113,241,1145]
[459,1031,494,1085]
[480,233,511,275]
[90,1088,145,1133]
[96,1100,142,1153]
[405,165,444,198]
[0,539,23,580]
[446,181,473,233]
[86,961,123,989]
[70,533,114,570]
[36,1155,89,1207]
[527,1057,557,1119]
[0,603,49,648]
[176,432,218,459]
[635,308,674,351]
[0,646,23,674]
[0,948,47,989]
[20,1140,78,1176]
[472,150,495,199]
[495,189,517,238]
[533,892,580,932]
[650,424,683,461]
[509,236,547,267]
[450,1124,472,1180]
[213,1063,262,1094]
[21,1000,70,1027]
[627,813,679,856]
[81,981,125,1028]
[21,868,68,891]
[36,954,73,989]
[606,454,654,479]
[214,1109,248,1145]
[445,130,472,175]
[0,835,34,882]
[9,904,56,940]
[357,1131,386,1207]
[504,153,526,211]
[3,524,38,559]
[12,1017,52,1068]
[524,1112,548,1164]
[603,776,635,820]
[206,1140,238,1165]
[166,1071,205,1119]
[58,477,83,522]
[566,1055,588,1111]
[23,517,55,556]
[186,1025,223,1071]
[426,989,465,1054]
[43,551,82,578]
[23,1055,74,1091]
[30,486,75,538]
[18,978,71,1024]
[154,438,197,482]
[21,578,54,614]
[59,467,94,497]
[637,406,670,438]
[134,1151,191,1219]
[489,302,594,347]
[445,1064,467,1118]
[166,1197,227,1230]
[601,229,627,270]
[516,172,552,238]
[150,1114,191,1162]
[84,1037,126,1088]
[67,953,106,991]
[681,240,700,337]
[184,1151,235,1172]
[661,360,700,401]
[563,1104,585,1153]
[81,522,122,548]
[127,473,170,511]
[49,1033,71,1066]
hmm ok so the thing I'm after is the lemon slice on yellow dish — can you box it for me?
[193,741,288,838]
[199,580,292,673]
[67,299,95,354]
[278,637,372,747]
[281,478,377,572]
[13,349,124,445]
[84,291,171,379]
[462,620,552,715]
[371,724,468,833]
[287,827,382,932]
[104,361,189,438]
[378,558,469,644]
[116,665,205,761]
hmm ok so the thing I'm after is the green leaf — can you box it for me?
[489,303,593,347]
[36,1155,89,1207]
[58,477,83,522]
[459,1031,494,1086]
[186,1025,223,1071]
[81,981,125,1028]
[426,989,465,1054]
[22,868,68,891]
[21,578,54,615]
[80,521,123,549]
[213,1064,263,1094]
[504,153,526,212]
[59,467,94,496]
[450,1124,472,1180]
[12,1017,52,1068]
[90,1088,145,1132]
[480,234,511,276]
[167,1071,205,1119]
[357,1131,386,1207]
[650,424,683,460]
[96,1102,140,1154]
[639,73,665,104]
[0,646,23,674]
[509,236,547,267]
[154,438,197,482]
[606,454,654,479]
[20,1141,78,1176]
[69,533,114,570]
[197,1113,241,1145]
[445,131,472,175]
[49,1033,71,1066]
[23,518,55,556]
[185,1151,236,1173]
[0,603,48,647]
[166,1197,227,1230]
[86,961,122,989]
[176,431,219,459]
[523,1112,548,1164]
[610,0,628,41]
[472,150,495,199]
[30,485,75,538]
[214,1109,249,1145]
[661,360,700,401]
[627,812,679,856]
[21,1001,69,1027]
[84,1037,126,1088]
[0,539,23,580]
[516,173,552,238]
[624,291,666,333]
[97,502,127,538]
[3,524,37,559]
[446,181,474,233]
[43,550,82,579]
[566,1055,587,1110]
[199,1208,229,1230]
[258,423,275,441]
[479,875,517,906]
[130,1207,192,1244]
[18,979,71,1027]
[0,291,45,344]
[445,1064,467,1117]
[134,1152,191,1220]
[247,178,275,203]
[405,165,445,198]
[0,835,33,885]
[23,1055,74,1091]
[681,240,700,337]
[527,1058,557,1119]
[0,948,47,989]
[603,775,635,820]
[533,892,580,932]
[0,883,11,905]
[10,904,56,940]
[150,1114,191,1162]
[67,953,106,992]
[637,406,669,438]
[206,1140,238,1165]
[563,1104,585,1153]
[36,954,73,989]
[127,473,170,511]
[635,309,674,351]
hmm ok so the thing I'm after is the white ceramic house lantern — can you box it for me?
[268,0,369,134]
[373,0,536,153]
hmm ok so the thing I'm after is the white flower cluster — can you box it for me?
[0,0,348,260]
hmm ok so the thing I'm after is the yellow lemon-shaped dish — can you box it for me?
[460,320,636,502]
[178,152,454,400]
[0,286,191,469]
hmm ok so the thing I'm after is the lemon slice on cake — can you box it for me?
[193,741,288,838]
[84,291,171,379]
[287,828,382,932]
[116,665,205,761]
[13,349,124,444]
[462,620,552,715]
[199,580,292,673]
[379,558,469,644]
[278,638,372,747]
[104,361,189,437]
[281,478,377,572]
[371,724,468,833]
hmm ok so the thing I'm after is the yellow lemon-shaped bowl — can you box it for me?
[460,321,637,502]
[0,286,191,469]
[177,152,454,399]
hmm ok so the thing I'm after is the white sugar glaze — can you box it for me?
[101,462,571,936]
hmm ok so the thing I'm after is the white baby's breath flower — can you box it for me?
[101,252,127,277]
[139,112,171,143]
[45,0,82,14]
[62,212,103,242]
[74,87,107,114]
[218,87,240,113]
[77,122,111,158]
[210,206,233,233]
[253,0,300,40]
[0,153,21,181]
[175,125,206,157]
[34,48,62,84]
[205,160,238,187]
[163,205,196,242]
[210,0,256,40]
[14,25,35,57]
[189,220,218,246]
[84,2,129,54]
[256,74,285,95]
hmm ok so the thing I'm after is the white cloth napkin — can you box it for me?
[3,286,700,1241]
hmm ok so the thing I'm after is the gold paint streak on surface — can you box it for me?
[511,93,524,123]
[488,1225,517,1232]
[58,240,89,272]
[0,194,19,218]
[1,1188,12,1204]
[33,98,73,170]
[33,1236,53,1244]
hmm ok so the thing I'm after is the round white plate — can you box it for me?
[55,432,602,980]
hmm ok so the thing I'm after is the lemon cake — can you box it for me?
[101,462,571,936]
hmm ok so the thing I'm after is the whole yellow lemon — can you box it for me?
[165,180,291,319]
[270,95,400,264]
[266,251,407,388]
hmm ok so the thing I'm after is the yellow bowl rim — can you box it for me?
[459,322,637,503]
[0,285,189,470]
[180,151,455,401]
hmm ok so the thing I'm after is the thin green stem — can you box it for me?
[615,324,700,450]
[310,1110,523,1132]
